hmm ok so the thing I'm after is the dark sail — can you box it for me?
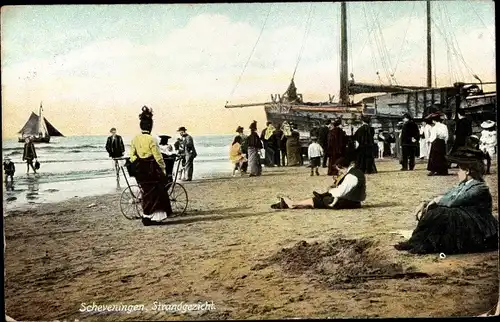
[44,118,64,136]
[18,112,40,136]
[18,112,64,137]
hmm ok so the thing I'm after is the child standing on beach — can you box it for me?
[3,157,15,185]
[308,137,323,176]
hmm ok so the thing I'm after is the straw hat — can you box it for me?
[481,120,496,129]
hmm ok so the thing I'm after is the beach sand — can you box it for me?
[4,159,499,320]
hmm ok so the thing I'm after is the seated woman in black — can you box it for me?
[395,147,498,254]
[271,157,366,209]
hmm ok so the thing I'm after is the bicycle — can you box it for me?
[115,155,189,220]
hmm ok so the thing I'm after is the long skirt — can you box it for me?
[355,145,377,174]
[134,156,172,220]
[286,138,301,166]
[427,138,448,174]
[403,205,498,254]
[247,147,262,176]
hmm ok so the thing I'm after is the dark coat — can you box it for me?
[318,125,329,148]
[454,117,473,146]
[3,162,15,175]
[106,135,125,158]
[401,121,420,146]
[23,142,37,161]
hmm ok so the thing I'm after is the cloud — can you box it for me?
[1,11,495,138]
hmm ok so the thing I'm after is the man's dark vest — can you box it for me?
[337,167,366,202]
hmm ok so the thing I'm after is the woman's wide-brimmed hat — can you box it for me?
[4,156,11,161]
[158,135,171,145]
[447,147,484,165]
[402,113,412,119]
[481,120,496,129]
[177,126,187,132]
[236,126,244,132]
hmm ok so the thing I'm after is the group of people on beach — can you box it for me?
[229,120,303,177]
[268,108,498,256]
[105,122,197,184]
[3,137,39,190]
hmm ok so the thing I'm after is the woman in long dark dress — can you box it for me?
[395,147,498,254]
[353,116,377,174]
[247,121,263,176]
[426,113,449,176]
[286,126,302,166]
[327,119,347,176]
[130,106,173,225]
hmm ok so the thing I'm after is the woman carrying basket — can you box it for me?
[130,106,173,226]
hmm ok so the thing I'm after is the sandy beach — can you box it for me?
[4,159,498,320]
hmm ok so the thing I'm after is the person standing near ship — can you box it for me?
[260,122,276,167]
[22,137,38,174]
[178,126,197,181]
[273,124,285,167]
[400,113,420,171]
[318,120,330,168]
[451,110,473,154]
[286,124,302,167]
[327,119,347,176]
[479,120,496,174]
[106,127,125,181]
[426,113,449,176]
[236,126,248,173]
[353,116,377,174]
[247,121,263,176]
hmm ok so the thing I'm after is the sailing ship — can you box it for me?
[18,103,64,143]
[225,1,496,137]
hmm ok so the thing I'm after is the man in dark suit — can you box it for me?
[400,113,420,171]
[318,120,330,168]
[106,127,125,158]
[106,127,125,182]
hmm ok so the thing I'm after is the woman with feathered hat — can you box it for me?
[130,106,173,225]
[395,146,498,254]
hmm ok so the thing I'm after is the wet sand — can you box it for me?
[4,159,499,320]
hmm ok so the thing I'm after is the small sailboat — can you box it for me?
[18,103,64,143]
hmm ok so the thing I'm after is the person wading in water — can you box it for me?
[22,137,38,174]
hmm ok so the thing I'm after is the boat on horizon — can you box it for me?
[225,1,496,137]
[18,103,64,143]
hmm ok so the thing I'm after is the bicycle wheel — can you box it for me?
[166,182,188,216]
[120,185,143,219]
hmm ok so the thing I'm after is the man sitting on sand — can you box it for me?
[271,157,366,209]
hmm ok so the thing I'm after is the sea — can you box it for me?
[2,134,246,210]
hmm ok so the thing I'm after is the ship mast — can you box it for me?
[38,102,44,137]
[426,0,432,87]
[339,1,349,105]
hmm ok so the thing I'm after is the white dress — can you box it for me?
[480,130,497,157]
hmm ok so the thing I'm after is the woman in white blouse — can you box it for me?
[426,113,449,176]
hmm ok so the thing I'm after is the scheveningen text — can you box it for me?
[79,302,145,314]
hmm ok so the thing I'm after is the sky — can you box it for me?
[1,1,496,138]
